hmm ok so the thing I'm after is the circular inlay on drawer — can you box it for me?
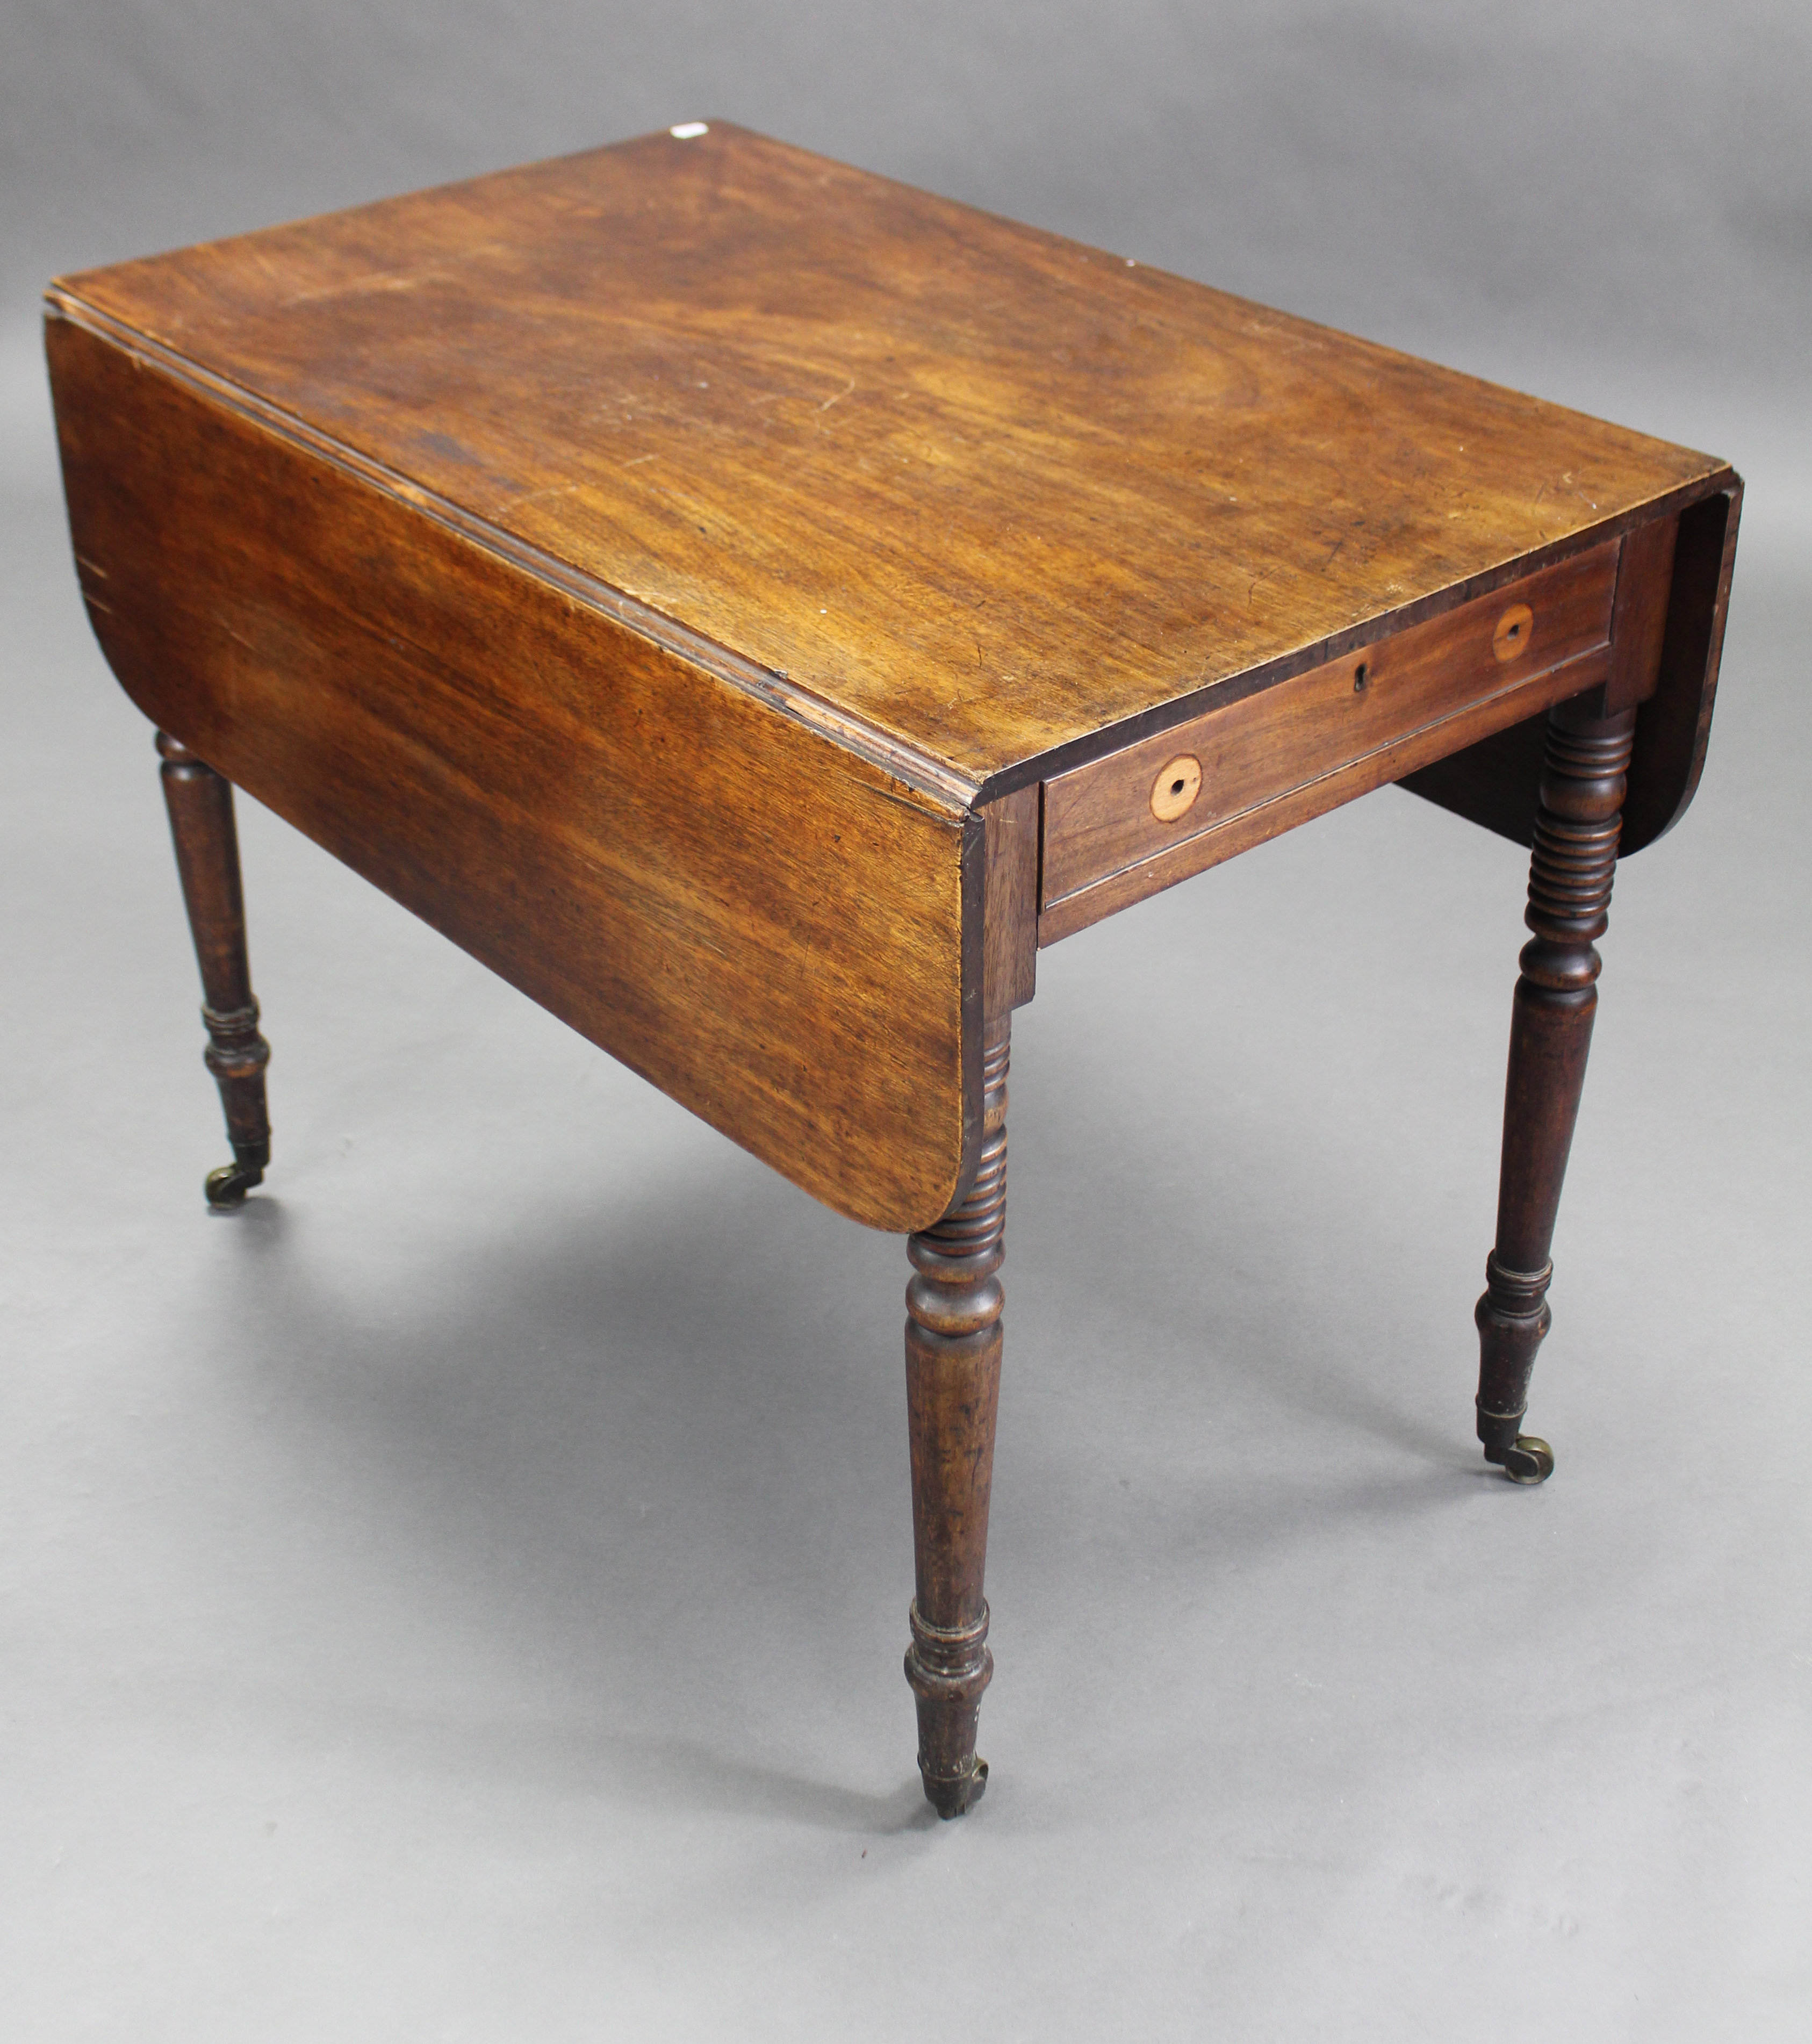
[1493,602,1535,663]
[1150,754,1203,822]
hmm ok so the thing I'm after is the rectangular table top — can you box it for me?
[45,126,1741,1236]
[49,120,1729,803]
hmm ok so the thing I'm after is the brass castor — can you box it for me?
[923,1755,988,1820]
[205,1155,264,1211]
[1485,1434,1554,1485]
[905,1601,995,1819]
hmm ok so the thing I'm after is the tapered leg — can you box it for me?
[903,1016,1008,1817]
[156,731,272,1210]
[1475,697,1637,1482]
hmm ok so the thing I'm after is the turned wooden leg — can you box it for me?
[1475,696,1637,1483]
[156,731,272,1210]
[903,1016,1008,1817]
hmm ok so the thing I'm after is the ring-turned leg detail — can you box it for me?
[1476,697,1636,1482]
[903,1016,1009,1817]
[156,732,272,1210]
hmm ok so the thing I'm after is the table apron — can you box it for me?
[1038,540,1621,942]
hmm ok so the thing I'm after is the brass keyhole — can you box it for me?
[1150,753,1203,823]
[1493,603,1535,664]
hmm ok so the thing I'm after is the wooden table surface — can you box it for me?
[49,121,1729,794]
[45,123,1739,1233]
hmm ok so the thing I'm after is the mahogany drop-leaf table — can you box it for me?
[46,123,1740,1818]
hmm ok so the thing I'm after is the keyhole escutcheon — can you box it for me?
[1493,603,1535,664]
[1150,753,1203,823]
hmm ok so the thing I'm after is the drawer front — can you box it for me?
[1040,538,1620,937]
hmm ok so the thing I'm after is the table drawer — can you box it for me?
[1039,538,1620,938]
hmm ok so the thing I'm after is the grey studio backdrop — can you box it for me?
[3,5,1808,2040]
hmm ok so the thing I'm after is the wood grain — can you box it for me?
[1041,541,1619,935]
[47,121,1733,802]
[48,312,977,1235]
[45,125,1740,1232]
[980,787,1039,1021]
[1602,513,1679,714]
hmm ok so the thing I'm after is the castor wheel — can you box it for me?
[923,1756,988,1820]
[1484,1434,1554,1485]
[204,1158,263,1210]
